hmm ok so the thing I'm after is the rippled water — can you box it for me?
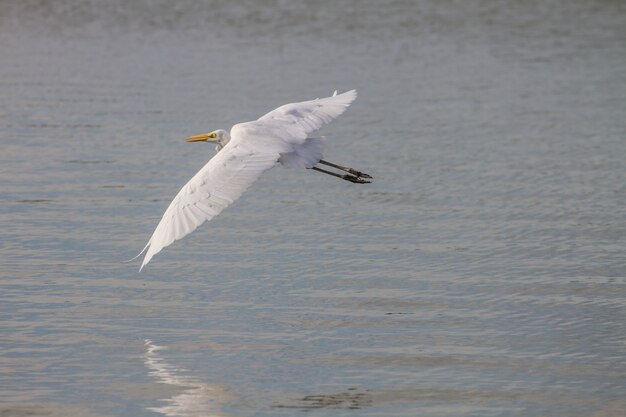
[1,1,625,416]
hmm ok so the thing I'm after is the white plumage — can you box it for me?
[137,90,361,271]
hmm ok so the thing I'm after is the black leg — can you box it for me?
[319,160,372,179]
[311,167,371,184]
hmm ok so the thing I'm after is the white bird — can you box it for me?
[135,90,371,271]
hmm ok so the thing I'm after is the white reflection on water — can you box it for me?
[144,340,231,417]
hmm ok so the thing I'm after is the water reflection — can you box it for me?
[144,340,231,417]
[273,388,372,411]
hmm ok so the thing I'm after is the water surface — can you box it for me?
[1,1,625,416]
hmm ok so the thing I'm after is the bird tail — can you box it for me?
[278,136,326,169]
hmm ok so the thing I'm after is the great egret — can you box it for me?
[135,90,371,271]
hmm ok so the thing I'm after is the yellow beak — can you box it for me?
[185,133,211,142]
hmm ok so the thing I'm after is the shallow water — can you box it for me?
[1,1,625,416]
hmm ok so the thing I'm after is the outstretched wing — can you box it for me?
[252,89,356,148]
[138,90,357,270]
[139,142,279,271]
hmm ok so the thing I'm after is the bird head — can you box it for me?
[185,129,230,151]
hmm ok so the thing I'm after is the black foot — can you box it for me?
[343,174,371,184]
[347,168,373,179]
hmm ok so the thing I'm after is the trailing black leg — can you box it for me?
[319,160,372,179]
[311,167,371,184]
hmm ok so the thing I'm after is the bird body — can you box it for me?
[136,90,370,271]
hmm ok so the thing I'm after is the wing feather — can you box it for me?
[140,142,280,270]
[231,89,357,152]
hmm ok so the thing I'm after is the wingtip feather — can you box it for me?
[334,89,357,105]
[139,245,157,272]
[139,254,151,272]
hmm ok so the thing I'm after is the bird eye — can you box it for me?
[209,133,217,138]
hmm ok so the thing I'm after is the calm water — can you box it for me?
[1,1,625,416]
